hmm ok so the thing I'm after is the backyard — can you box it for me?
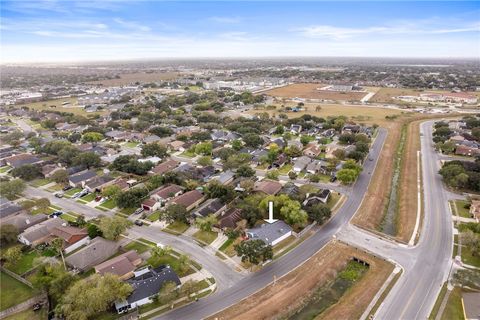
[0,271,37,311]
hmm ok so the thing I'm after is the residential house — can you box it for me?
[254,179,283,195]
[455,145,480,157]
[5,153,42,168]
[293,156,313,172]
[246,220,293,246]
[143,135,161,144]
[65,237,120,271]
[0,197,26,222]
[50,225,89,253]
[272,154,288,168]
[18,218,64,246]
[279,182,300,198]
[168,140,185,152]
[115,266,181,314]
[41,164,64,178]
[214,170,235,185]
[306,159,329,175]
[170,190,205,211]
[342,125,361,134]
[251,149,268,164]
[450,135,465,144]
[303,189,331,206]
[191,198,225,220]
[85,175,115,192]
[303,144,323,158]
[68,170,97,188]
[2,212,47,232]
[94,250,142,280]
[150,159,179,175]
[290,124,302,134]
[215,208,243,230]
[270,137,286,149]
[142,184,183,211]
[105,130,129,141]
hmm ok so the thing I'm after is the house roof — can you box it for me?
[153,184,183,199]
[216,207,243,229]
[0,198,24,219]
[85,175,114,189]
[94,250,141,277]
[193,198,224,218]
[246,220,292,246]
[116,265,181,308]
[69,170,97,184]
[254,179,283,195]
[50,226,88,244]
[65,237,119,270]
[215,170,235,185]
[2,212,48,232]
[5,153,41,168]
[19,218,64,244]
[151,159,179,175]
[172,190,204,208]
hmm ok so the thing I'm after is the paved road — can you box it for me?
[12,118,35,134]
[374,121,453,319]
[128,226,244,291]
[154,128,388,320]
[24,186,112,219]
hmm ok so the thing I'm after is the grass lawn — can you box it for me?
[327,192,342,210]
[453,200,472,218]
[99,198,116,209]
[124,241,152,254]
[60,213,78,223]
[120,207,137,215]
[147,254,194,277]
[80,193,96,202]
[0,166,11,173]
[219,237,239,257]
[30,178,51,187]
[278,164,293,175]
[193,230,218,245]
[31,207,55,215]
[6,249,41,275]
[95,206,109,212]
[46,183,63,192]
[461,246,480,267]
[147,211,161,222]
[180,150,195,158]
[0,271,36,311]
[124,141,139,148]
[441,287,465,320]
[64,187,82,197]
[3,308,48,320]
[273,235,297,255]
[165,221,190,234]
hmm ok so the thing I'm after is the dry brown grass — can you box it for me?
[264,83,368,101]
[370,87,480,104]
[87,71,180,86]
[209,242,393,320]
[16,97,105,116]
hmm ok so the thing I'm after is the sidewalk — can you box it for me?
[210,233,228,250]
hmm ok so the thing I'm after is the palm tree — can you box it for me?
[51,238,66,270]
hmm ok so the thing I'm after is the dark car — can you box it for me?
[62,185,72,191]
[49,211,63,218]
[330,176,337,183]
[134,220,143,226]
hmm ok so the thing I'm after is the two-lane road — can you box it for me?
[154,128,388,320]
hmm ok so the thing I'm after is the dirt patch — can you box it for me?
[370,87,480,104]
[87,71,180,86]
[264,83,368,101]
[208,242,393,320]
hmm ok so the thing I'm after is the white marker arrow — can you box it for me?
[264,201,278,224]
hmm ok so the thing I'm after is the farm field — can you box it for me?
[87,71,180,86]
[14,97,104,116]
[208,242,393,320]
[368,87,480,104]
[264,83,369,101]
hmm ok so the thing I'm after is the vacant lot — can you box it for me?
[88,71,180,86]
[369,87,480,104]
[264,83,368,101]
[209,242,393,320]
[15,97,104,116]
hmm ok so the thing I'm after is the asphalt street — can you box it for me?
[153,128,388,320]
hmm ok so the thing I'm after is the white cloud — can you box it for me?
[113,18,151,32]
[208,16,242,24]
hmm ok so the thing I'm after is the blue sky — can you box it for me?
[1,1,479,63]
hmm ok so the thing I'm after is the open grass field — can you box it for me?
[87,71,180,86]
[3,308,48,320]
[264,83,369,101]
[452,200,472,218]
[0,271,36,311]
[208,242,393,320]
[441,287,465,320]
[15,97,105,116]
[124,240,152,254]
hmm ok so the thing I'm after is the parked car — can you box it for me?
[54,192,64,198]
[134,220,143,226]
[49,211,63,218]
[330,176,337,183]
[62,185,72,191]
[134,208,144,215]
[95,195,103,202]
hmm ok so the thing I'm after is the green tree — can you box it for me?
[284,145,302,158]
[32,263,78,306]
[81,132,104,143]
[197,156,213,166]
[180,280,202,301]
[51,237,66,270]
[116,187,149,208]
[141,143,168,158]
[35,197,51,213]
[195,142,213,156]
[0,224,18,245]
[236,165,255,177]
[231,139,243,151]
[280,199,308,226]
[205,181,235,202]
[51,169,69,184]
[336,169,358,184]
[195,214,218,232]
[162,204,188,223]
[151,245,173,258]
[73,152,101,169]
[98,216,131,240]
[235,239,273,266]
[265,170,279,180]
[11,164,42,181]
[300,135,314,146]
[3,246,22,268]
[57,273,132,320]
[102,185,121,200]
[0,179,26,200]
[158,281,178,306]
[305,203,332,225]
[243,133,263,148]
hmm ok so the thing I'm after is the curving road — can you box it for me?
[154,128,388,320]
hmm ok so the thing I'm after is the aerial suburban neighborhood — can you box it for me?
[0,1,479,320]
